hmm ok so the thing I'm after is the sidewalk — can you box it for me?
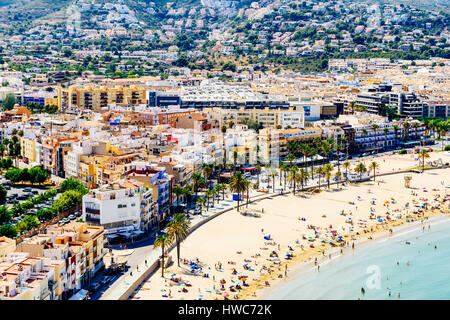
[100,164,450,300]
[99,193,274,300]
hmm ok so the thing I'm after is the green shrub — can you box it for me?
[444,145,450,151]
[398,149,407,155]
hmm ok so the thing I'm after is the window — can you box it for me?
[118,204,128,209]
[131,203,135,207]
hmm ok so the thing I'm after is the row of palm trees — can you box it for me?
[157,147,435,277]
[153,213,191,277]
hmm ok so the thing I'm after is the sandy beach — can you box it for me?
[131,165,450,300]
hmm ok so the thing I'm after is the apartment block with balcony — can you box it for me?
[123,162,173,222]
[258,127,322,163]
[82,179,145,235]
[58,85,147,111]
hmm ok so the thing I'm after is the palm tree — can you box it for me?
[196,197,205,214]
[343,161,350,182]
[281,163,290,188]
[269,169,278,192]
[215,183,227,200]
[354,163,367,182]
[287,153,295,167]
[335,143,343,172]
[202,163,214,187]
[298,168,309,191]
[334,171,342,187]
[255,164,261,188]
[361,128,368,150]
[153,233,173,277]
[299,143,309,172]
[265,163,271,188]
[172,186,184,208]
[438,122,449,151]
[315,166,324,190]
[182,185,193,212]
[229,172,247,212]
[419,149,430,172]
[278,161,285,186]
[205,189,213,211]
[243,179,251,208]
[423,117,432,143]
[402,121,410,142]
[287,166,299,195]
[210,188,218,207]
[167,213,191,267]
[411,121,419,140]
[320,142,332,164]
[191,172,203,197]
[0,144,5,159]
[369,161,379,181]
[323,164,333,190]
[308,146,317,178]
[431,118,442,139]
[393,124,399,146]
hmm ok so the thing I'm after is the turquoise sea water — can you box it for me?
[267,216,450,300]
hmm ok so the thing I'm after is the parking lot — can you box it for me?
[4,185,47,207]
[1,179,82,227]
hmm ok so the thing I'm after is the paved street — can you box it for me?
[95,142,450,300]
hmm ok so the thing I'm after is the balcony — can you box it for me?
[85,207,100,215]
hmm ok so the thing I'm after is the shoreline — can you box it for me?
[256,212,450,300]
[240,207,449,300]
[130,167,450,301]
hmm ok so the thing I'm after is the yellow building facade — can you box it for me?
[58,85,147,110]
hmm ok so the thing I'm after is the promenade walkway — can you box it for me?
[100,161,449,300]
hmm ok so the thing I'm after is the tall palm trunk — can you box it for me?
[246,187,249,208]
[160,245,165,277]
[176,235,181,266]
[237,192,240,212]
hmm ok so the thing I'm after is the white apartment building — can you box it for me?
[82,179,148,235]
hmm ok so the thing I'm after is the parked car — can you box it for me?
[32,190,39,195]
[89,282,101,292]
[23,188,32,193]
[100,276,112,285]
[193,207,201,215]
[68,215,76,220]
[3,185,10,190]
